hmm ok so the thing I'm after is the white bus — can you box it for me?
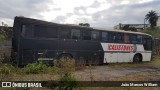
[100,30,152,63]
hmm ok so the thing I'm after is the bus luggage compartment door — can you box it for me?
[104,52,118,63]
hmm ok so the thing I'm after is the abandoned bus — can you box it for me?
[11,16,152,66]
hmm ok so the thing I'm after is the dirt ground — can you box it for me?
[8,63,160,81]
[75,64,160,81]
[1,63,160,90]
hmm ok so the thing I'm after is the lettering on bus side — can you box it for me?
[108,44,134,51]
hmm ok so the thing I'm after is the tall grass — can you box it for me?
[24,61,48,74]
[0,63,17,81]
[53,57,77,89]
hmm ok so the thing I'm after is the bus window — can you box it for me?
[91,31,99,40]
[21,24,33,37]
[143,37,152,50]
[102,32,108,42]
[137,35,143,43]
[21,25,26,37]
[60,29,71,39]
[34,25,58,38]
[116,33,124,43]
[124,34,130,43]
[130,34,137,43]
[71,29,80,39]
[83,30,91,40]
[108,32,116,43]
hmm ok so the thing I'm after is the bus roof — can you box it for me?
[15,16,152,37]
[93,27,152,37]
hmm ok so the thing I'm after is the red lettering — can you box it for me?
[108,44,112,50]
[130,46,134,51]
[126,46,129,51]
[113,45,115,50]
[107,44,134,51]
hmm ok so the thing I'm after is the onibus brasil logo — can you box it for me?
[1,82,42,87]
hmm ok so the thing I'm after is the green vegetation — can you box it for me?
[0,23,12,40]
[145,10,158,28]
[55,57,77,89]
[142,27,160,38]
[121,24,137,31]
[24,61,48,74]
[86,65,94,82]
[0,55,159,89]
[0,64,15,75]
[0,34,5,41]
[147,55,160,65]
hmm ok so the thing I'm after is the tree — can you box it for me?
[79,23,90,27]
[0,22,12,40]
[122,25,130,31]
[145,10,158,28]
[130,27,136,31]
[122,25,137,31]
[79,23,83,26]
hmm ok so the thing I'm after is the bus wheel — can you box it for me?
[58,54,73,60]
[133,54,142,63]
[57,54,73,67]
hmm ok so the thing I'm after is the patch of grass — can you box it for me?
[0,63,18,81]
[53,57,77,89]
[147,55,160,65]
[86,65,94,82]
[23,61,48,74]
[0,34,6,41]
[0,64,15,75]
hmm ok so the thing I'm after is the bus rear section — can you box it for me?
[153,38,160,55]
[11,16,104,66]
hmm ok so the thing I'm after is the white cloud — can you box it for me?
[120,0,130,5]
[86,2,111,14]
[138,0,153,3]
[0,17,13,26]
[0,0,159,29]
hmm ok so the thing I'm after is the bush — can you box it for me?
[142,27,160,38]
[0,64,16,81]
[53,57,77,89]
[0,34,5,40]
[24,61,47,74]
[0,64,15,75]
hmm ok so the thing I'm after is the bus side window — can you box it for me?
[91,31,100,41]
[34,25,58,38]
[143,37,152,50]
[116,33,124,43]
[21,25,26,37]
[137,35,143,44]
[124,34,130,43]
[102,32,108,42]
[108,32,116,43]
[60,29,71,39]
[71,29,80,39]
[130,34,137,44]
[83,30,91,40]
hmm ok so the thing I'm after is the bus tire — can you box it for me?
[133,54,142,63]
[58,53,73,60]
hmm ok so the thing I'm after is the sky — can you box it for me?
[0,0,160,29]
